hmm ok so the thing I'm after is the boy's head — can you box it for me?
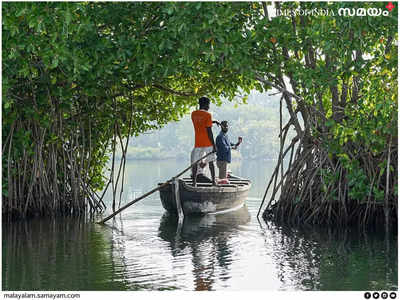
[199,97,210,110]
[221,120,229,133]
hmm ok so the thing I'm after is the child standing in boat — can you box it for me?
[215,121,242,183]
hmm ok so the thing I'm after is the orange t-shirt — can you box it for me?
[191,110,213,147]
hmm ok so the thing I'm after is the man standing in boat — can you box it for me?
[191,96,220,187]
[215,120,242,181]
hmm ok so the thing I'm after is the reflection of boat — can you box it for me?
[158,175,251,215]
[158,205,251,291]
[158,205,251,244]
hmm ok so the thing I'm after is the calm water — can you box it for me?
[2,159,398,291]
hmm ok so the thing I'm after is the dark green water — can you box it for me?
[2,160,398,291]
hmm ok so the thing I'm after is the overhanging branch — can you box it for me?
[152,84,196,97]
[255,75,302,101]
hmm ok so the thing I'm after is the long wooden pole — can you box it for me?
[97,150,215,224]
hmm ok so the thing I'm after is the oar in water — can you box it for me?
[97,151,215,224]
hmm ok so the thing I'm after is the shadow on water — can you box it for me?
[260,221,398,291]
[158,205,251,291]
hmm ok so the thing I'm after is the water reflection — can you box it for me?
[2,217,131,291]
[261,222,398,291]
[158,205,251,290]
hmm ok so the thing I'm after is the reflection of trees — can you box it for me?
[316,228,397,291]
[263,222,397,290]
[158,206,251,291]
[107,216,130,289]
[2,217,131,290]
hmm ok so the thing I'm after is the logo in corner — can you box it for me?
[386,2,395,12]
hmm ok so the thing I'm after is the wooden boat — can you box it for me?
[158,174,251,215]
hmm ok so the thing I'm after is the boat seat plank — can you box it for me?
[180,182,250,188]
[182,177,250,181]
[182,179,250,184]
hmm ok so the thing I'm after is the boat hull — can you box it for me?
[159,177,251,215]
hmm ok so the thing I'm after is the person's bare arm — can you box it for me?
[231,137,243,150]
[207,127,216,152]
